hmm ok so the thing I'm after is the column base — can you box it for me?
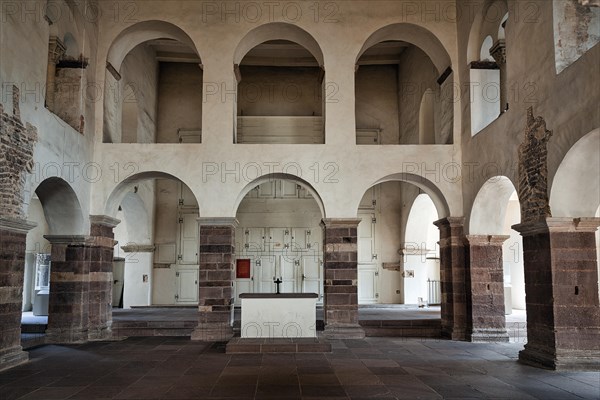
[442,327,467,341]
[88,326,112,341]
[191,323,234,342]
[519,347,600,371]
[323,324,365,339]
[0,346,29,372]
[45,328,89,344]
[469,328,509,343]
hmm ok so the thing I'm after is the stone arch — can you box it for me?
[367,173,450,219]
[405,193,439,246]
[233,22,324,67]
[469,176,517,235]
[233,173,326,218]
[356,23,451,75]
[550,128,600,217]
[104,171,200,217]
[33,177,85,235]
[106,20,200,72]
[467,0,509,63]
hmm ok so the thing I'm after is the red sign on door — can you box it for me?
[236,259,251,279]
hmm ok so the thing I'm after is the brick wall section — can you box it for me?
[321,219,365,339]
[0,220,36,371]
[434,217,467,341]
[513,217,600,370]
[465,235,509,342]
[192,219,236,341]
[0,86,38,220]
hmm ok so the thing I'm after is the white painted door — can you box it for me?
[358,212,378,303]
[245,228,265,253]
[280,256,296,293]
[256,257,276,293]
[302,256,323,302]
[178,212,198,264]
[176,269,198,303]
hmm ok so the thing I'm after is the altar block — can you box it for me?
[239,293,318,338]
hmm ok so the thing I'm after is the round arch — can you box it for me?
[550,128,600,217]
[467,0,509,63]
[405,193,439,246]
[367,173,451,219]
[104,171,200,217]
[356,23,451,74]
[469,176,517,235]
[33,177,85,235]
[233,22,324,66]
[233,173,326,218]
[107,20,200,72]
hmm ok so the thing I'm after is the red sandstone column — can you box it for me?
[513,217,600,370]
[0,218,37,371]
[87,215,119,340]
[45,235,93,343]
[321,218,365,339]
[465,235,509,342]
[45,216,119,343]
[434,217,467,340]
[191,217,237,341]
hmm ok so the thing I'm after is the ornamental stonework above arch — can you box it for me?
[517,107,553,224]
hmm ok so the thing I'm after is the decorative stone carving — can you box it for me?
[489,40,506,66]
[517,107,553,224]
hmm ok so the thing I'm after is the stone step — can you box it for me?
[359,319,442,338]
[112,320,196,338]
[226,337,332,354]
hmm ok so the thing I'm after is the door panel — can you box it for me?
[302,256,323,302]
[179,213,199,264]
[257,257,276,293]
[358,212,378,303]
[176,269,198,303]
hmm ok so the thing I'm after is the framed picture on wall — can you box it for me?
[236,259,251,279]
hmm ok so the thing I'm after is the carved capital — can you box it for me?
[489,40,506,66]
[48,36,66,64]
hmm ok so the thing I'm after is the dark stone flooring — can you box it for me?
[1,336,599,400]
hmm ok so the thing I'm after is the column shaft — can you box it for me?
[0,218,36,371]
[191,218,236,341]
[465,235,509,342]
[321,218,365,339]
[513,217,600,370]
[434,217,467,340]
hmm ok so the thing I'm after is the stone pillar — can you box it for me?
[513,217,600,370]
[46,36,66,111]
[434,217,467,340]
[490,39,507,112]
[45,216,118,343]
[45,235,92,343]
[87,216,119,340]
[0,218,37,371]
[465,235,510,342]
[191,218,237,341]
[321,219,365,339]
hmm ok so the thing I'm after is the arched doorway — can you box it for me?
[105,171,201,307]
[470,176,526,342]
[233,174,325,304]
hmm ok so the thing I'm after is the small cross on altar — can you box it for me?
[273,277,283,294]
